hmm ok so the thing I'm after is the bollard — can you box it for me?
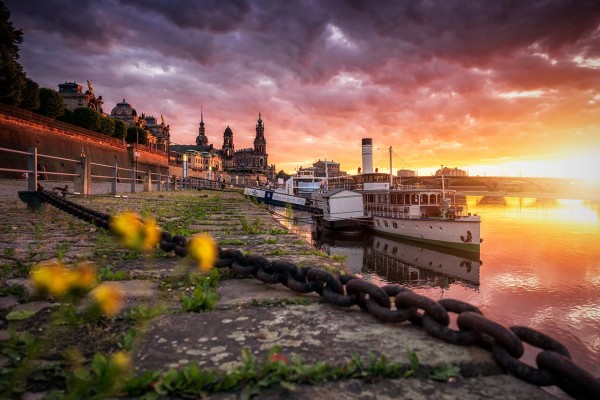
[27,146,38,191]
[74,154,91,196]
[144,171,152,192]
[131,167,136,193]
[111,163,118,195]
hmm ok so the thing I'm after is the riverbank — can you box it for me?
[0,183,559,398]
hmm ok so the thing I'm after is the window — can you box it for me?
[384,221,388,227]
[392,222,398,229]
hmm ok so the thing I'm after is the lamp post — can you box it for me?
[182,153,188,189]
[134,129,140,183]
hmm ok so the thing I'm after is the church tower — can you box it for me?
[253,113,268,168]
[222,126,235,169]
[196,109,208,146]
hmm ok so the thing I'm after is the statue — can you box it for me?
[161,114,165,125]
[87,80,94,94]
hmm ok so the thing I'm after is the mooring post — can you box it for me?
[74,154,90,196]
[27,146,38,191]
[130,166,136,193]
[111,163,118,195]
[144,171,152,192]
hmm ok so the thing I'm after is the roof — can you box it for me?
[321,188,361,198]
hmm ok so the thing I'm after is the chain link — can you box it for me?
[33,190,600,399]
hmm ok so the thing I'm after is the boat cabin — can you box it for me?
[363,188,466,219]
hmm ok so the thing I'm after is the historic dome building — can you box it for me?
[110,99,138,126]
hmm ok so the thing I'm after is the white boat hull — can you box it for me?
[371,215,481,252]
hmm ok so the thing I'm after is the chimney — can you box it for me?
[362,138,373,174]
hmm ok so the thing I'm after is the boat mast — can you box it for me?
[441,164,445,199]
[389,146,393,189]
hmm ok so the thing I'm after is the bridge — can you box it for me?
[397,175,586,193]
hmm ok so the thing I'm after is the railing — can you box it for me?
[0,146,176,195]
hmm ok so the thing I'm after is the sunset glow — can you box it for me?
[5,1,600,180]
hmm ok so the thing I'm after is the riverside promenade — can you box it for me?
[0,179,554,399]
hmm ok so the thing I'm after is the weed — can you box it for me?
[181,281,219,312]
[250,298,312,307]
[55,243,69,263]
[331,253,348,263]
[123,304,167,323]
[268,228,288,235]
[98,266,127,281]
[2,247,15,258]
[429,364,461,381]
[264,238,278,244]
[219,238,247,246]
[239,215,263,234]
[268,248,286,256]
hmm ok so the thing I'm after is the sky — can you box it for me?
[5,0,600,181]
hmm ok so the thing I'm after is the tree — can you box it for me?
[19,78,39,111]
[126,126,148,145]
[71,107,101,131]
[99,115,115,136]
[0,2,27,106]
[276,170,291,181]
[113,119,126,139]
[38,87,64,119]
[57,108,72,124]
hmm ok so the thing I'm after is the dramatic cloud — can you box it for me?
[5,0,600,179]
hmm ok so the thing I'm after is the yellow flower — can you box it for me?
[141,218,160,251]
[70,263,97,291]
[31,262,70,297]
[187,233,218,272]
[91,283,124,317]
[110,351,131,373]
[110,212,159,251]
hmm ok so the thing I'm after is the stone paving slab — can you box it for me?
[132,279,553,399]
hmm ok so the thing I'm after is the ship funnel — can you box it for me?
[362,138,373,174]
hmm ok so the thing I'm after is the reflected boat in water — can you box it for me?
[315,230,480,289]
[364,234,480,289]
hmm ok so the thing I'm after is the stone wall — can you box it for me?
[0,105,168,179]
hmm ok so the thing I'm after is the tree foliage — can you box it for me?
[20,78,40,111]
[275,170,291,181]
[99,115,115,136]
[72,107,101,131]
[126,126,148,145]
[38,87,64,119]
[0,2,27,106]
[113,119,127,139]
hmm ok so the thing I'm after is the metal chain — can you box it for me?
[34,190,600,399]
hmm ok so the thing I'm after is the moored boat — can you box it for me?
[326,138,482,253]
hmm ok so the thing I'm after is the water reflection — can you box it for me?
[314,230,481,290]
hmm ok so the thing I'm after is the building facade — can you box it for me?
[58,80,104,114]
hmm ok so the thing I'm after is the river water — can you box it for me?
[276,194,600,381]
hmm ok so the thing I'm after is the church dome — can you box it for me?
[224,126,233,136]
[111,99,136,116]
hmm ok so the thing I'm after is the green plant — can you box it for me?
[264,238,278,244]
[404,349,419,378]
[65,353,129,398]
[2,247,15,258]
[239,216,263,234]
[268,248,286,256]
[123,304,167,323]
[55,243,69,262]
[284,202,293,220]
[219,239,247,246]
[99,266,127,281]
[429,364,461,381]
[331,253,348,263]
[268,228,288,235]
[181,281,219,312]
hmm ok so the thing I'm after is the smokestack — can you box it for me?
[362,138,373,174]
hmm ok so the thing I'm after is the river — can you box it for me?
[275,194,600,383]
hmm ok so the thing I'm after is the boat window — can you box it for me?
[411,194,419,204]
[430,194,436,204]
[405,194,410,204]
[383,244,388,251]
[392,247,398,255]
[376,220,380,227]
[392,222,398,229]
[391,194,397,204]
[420,194,428,204]
[384,221,388,227]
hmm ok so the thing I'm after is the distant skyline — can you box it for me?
[5,0,600,181]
